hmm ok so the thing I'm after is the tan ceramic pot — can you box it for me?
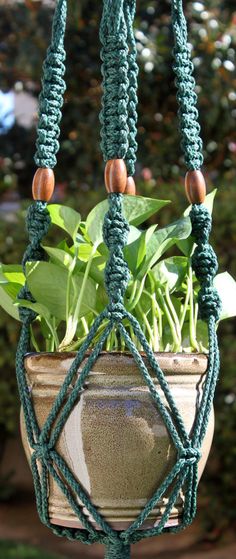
[20,351,214,531]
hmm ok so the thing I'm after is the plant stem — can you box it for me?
[165,284,182,345]
[151,294,159,351]
[157,287,181,352]
[60,242,98,350]
[128,275,146,311]
[127,279,137,307]
[137,302,155,350]
[189,265,200,351]
[30,325,40,352]
[179,280,191,330]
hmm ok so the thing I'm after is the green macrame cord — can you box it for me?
[16,1,221,558]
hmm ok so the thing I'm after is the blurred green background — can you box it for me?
[0,0,235,555]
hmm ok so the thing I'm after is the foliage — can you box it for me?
[1,194,236,355]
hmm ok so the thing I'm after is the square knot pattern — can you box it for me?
[33,443,52,463]
[106,301,126,321]
[178,446,201,465]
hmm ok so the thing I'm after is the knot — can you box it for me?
[34,38,66,167]
[105,539,130,559]
[105,254,130,302]
[26,202,51,243]
[100,8,129,162]
[18,285,37,323]
[33,443,52,463]
[192,244,218,282]
[103,194,129,308]
[107,301,125,322]
[179,446,201,465]
[103,195,129,250]
[198,286,222,321]
[190,205,212,242]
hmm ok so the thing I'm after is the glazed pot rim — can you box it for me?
[24,350,208,375]
[24,350,208,359]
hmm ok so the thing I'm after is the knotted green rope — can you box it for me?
[16,1,222,558]
[34,0,67,168]
[99,0,138,176]
[171,0,203,170]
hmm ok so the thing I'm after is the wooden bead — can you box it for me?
[185,170,206,204]
[124,176,136,196]
[32,168,55,202]
[104,159,127,193]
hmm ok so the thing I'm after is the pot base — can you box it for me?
[50,514,182,531]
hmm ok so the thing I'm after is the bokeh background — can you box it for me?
[0,0,235,558]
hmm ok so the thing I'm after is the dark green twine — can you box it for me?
[16,1,221,559]
[99,0,139,176]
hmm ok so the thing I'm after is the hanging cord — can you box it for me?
[124,0,139,176]
[99,0,129,161]
[15,0,222,557]
[34,0,67,168]
[171,0,203,170]
[99,0,138,176]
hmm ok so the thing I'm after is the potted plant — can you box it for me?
[1,190,236,530]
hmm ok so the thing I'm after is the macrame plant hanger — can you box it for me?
[16,1,222,558]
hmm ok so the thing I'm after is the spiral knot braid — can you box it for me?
[190,204,221,322]
[34,0,67,168]
[190,204,212,241]
[103,194,130,317]
[22,202,51,269]
[124,0,138,176]
[192,245,218,282]
[18,202,51,323]
[171,0,203,170]
[100,0,132,166]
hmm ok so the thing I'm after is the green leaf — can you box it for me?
[123,195,170,226]
[124,224,157,275]
[214,272,236,320]
[184,189,217,217]
[152,256,188,291]
[86,200,108,245]
[26,261,97,320]
[0,264,25,286]
[178,190,217,256]
[16,299,51,320]
[48,204,81,241]
[86,195,170,245]
[0,284,21,320]
[138,216,192,278]
[43,246,74,268]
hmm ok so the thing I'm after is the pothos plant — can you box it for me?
[0,191,236,354]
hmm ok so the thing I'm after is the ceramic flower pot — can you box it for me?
[20,351,214,531]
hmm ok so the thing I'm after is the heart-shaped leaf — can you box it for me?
[214,272,236,320]
[152,256,188,291]
[0,283,22,320]
[138,216,191,278]
[26,261,97,320]
[86,195,170,245]
[48,205,81,241]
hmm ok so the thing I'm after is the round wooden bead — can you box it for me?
[104,159,127,193]
[125,176,136,196]
[185,170,206,204]
[32,168,55,202]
